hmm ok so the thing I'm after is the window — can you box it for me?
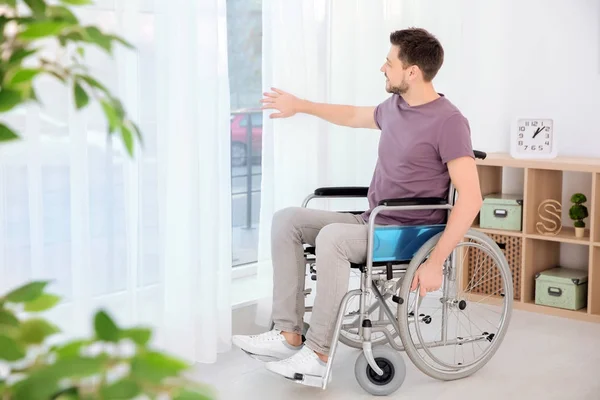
[227,0,262,268]
[240,113,263,128]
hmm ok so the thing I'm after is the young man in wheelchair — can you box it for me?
[233,28,483,383]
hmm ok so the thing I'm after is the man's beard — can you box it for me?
[386,80,409,95]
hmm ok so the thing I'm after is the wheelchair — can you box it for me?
[292,150,513,395]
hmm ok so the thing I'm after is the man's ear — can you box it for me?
[409,65,420,79]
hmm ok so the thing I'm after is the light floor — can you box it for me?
[191,304,600,400]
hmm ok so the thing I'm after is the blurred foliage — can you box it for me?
[0,0,141,155]
[0,281,215,400]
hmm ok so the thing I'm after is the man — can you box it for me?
[232,27,483,384]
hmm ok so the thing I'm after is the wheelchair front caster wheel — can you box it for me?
[354,347,406,396]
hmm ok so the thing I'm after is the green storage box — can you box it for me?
[480,193,523,231]
[535,267,588,311]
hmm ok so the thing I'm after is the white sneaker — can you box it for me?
[232,329,303,361]
[265,346,328,386]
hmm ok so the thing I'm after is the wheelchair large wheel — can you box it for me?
[397,229,513,381]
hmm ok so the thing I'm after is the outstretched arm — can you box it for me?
[261,88,379,129]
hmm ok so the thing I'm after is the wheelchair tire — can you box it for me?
[354,347,406,396]
[396,228,513,381]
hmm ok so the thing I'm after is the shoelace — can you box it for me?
[249,330,283,343]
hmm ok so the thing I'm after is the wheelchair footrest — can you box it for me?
[289,373,327,388]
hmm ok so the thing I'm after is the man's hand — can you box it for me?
[410,260,444,297]
[261,88,301,119]
[260,87,378,128]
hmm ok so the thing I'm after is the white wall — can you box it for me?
[441,0,600,158]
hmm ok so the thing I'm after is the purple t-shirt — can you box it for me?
[361,93,474,226]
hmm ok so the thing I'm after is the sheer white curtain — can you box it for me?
[255,0,465,325]
[0,0,232,364]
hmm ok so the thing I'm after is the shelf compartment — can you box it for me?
[477,165,502,196]
[524,168,562,235]
[591,246,600,316]
[475,166,524,230]
[523,238,561,303]
[561,170,593,240]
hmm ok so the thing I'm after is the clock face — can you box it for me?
[514,118,554,156]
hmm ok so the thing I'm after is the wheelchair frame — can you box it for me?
[301,184,455,389]
[296,151,509,391]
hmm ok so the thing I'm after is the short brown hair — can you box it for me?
[390,28,444,82]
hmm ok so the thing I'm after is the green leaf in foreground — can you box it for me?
[19,318,60,344]
[47,5,80,24]
[108,34,134,49]
[12,356,105,400]
[73,81,89,109]
[100,99,119,133]
[4,281,48,303]
[84,26,112,53]
[53,339,91,358]
[2,0,17,9]
[101,378,141,399]
[94,310,120,342]
[174,390,215,400]
[121,122,134,156]
[0,334,26,361]
[0,123,20,142]
[23,0,47,16]
[7,68,43,86]
[131,351,190,382]
[24,293,61,312]
[51,388,79,400]
[18,21,70,40]
[0,89,22,112]
[120,327,152,346]
[61,0,93,5]
[0,309,19,327]
[78,74,108,94]
[8,48,37,66]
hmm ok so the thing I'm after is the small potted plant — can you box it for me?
[569,193,589,238]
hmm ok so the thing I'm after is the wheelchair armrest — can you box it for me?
[378,197,447,207]
[314,186,369,198]
[474,150,487,160]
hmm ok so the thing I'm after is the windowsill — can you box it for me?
[231,262,266,309]
[232,262,258,280]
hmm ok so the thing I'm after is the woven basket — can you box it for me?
[465,233,521,300]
